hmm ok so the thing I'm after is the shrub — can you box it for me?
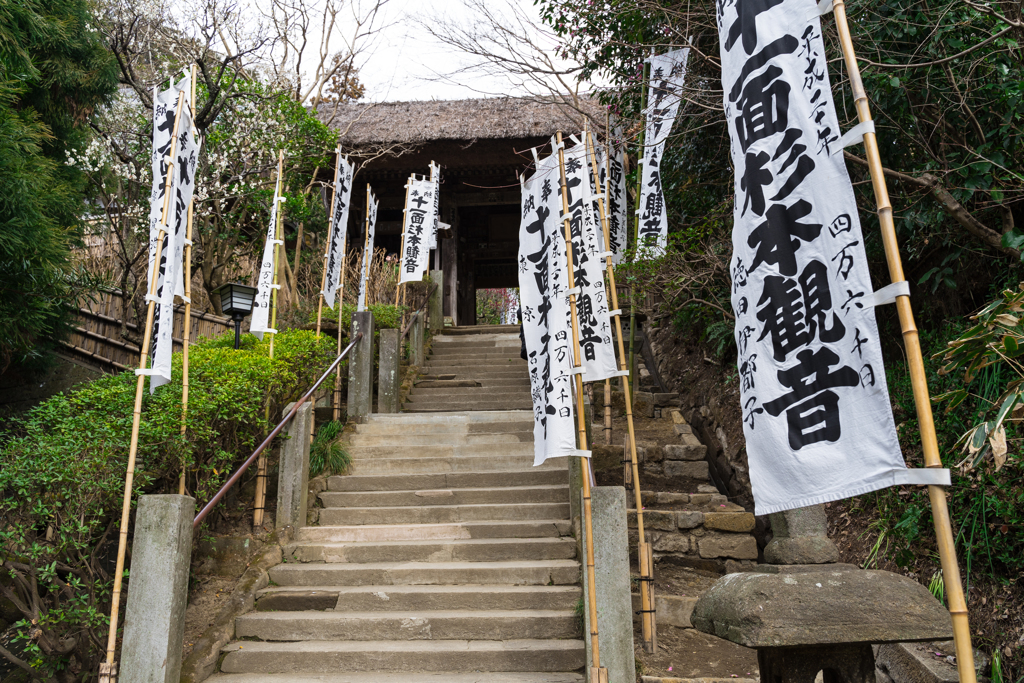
[0,329,335,679]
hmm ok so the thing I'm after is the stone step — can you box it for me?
[255,584,582,613]
[403,401,534,413]
[360,411,533,425]
[347,432,531,448]
[420,369,529,379]
[405,390,531,401]
[267,560,581,587]
[346,455,546,475]
[207,673,583,683]
[296,520,572,543]
[235,609,578,642]
[286,537,577,564]
[219,639,584,674]
[428,348,523,357]
[346,443,534,459]
[352,422,533,438]
[319,502,569,526]
[438,325,521,335]
[320,485,566,508]
[326,470,566,492]
[425,358,527,368]
[413,379,531,389]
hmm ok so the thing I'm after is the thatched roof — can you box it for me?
[316,96,603,146]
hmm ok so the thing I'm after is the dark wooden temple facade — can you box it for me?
[318,97,597,325]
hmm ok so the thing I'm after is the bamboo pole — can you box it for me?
[556,131,607,683]
[102,91,187,675]
[586,126,657,653]
[315,145,342,338]
[628,58,651,398]
[178,64,198,496]
[253,151,286,529]
[359,184,372,312]
[830,6,975,679]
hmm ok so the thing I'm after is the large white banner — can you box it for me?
[249,173,283,340]
[519,150,579,466]
[399,177,435,284]
[146,103,199,392]
[605,131,629,265]
[719,0,945,514]
[323,156,355,309]
[357,189,378,311]
[429,162,441,255]
[637,48,690,258]
[148,74,191,299]
[562,142,619,382]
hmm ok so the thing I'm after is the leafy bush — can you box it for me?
[0,329,335,679]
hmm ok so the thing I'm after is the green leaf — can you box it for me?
[1001,228,1024,252]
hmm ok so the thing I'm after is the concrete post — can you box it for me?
[581,486,636,683]
[347,311,375,423]
[378,328,401,413]
[409,312,425,367]
[120,495,195,683]
[277,401,313,530]
[428,270,444,333]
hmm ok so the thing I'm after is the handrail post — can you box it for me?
[348,311,375,423]
[409,312,425,367]
[377,328,401,413]
[428,270,444,333]
[277,401,314,530]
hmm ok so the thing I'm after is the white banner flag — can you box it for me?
[519,150,579,466]
[430,162,441,254]
[637,48,690,258]
[323,156,355,309]
[399,177,435,284]
[146,102,199,392]
[250,174,283,340]
[148,74,191,299]
[605,130,629,265]
[562,142,619,383]
[719,0,944,514]
[357,190,379,312]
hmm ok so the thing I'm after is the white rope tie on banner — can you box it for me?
[597,251,614,260]
[834,120,876,153]
[870,280,910,307]
[572,449,592,458]
[564,287,581,296]
[184,238,193,246]
[892,467,951,486]
[135,368,160,376]
[569,366,586,375]
[608,309,623,317]
[270,284,281,290]
[271,239,284,246]
[145,294,159,303]
[181,296,191,304]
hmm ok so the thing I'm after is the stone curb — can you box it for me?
[179,542,283,683]
[641,677,757,683]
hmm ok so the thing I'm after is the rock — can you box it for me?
[764,505,840,565]
[698,534,758,560]
[653,392,680,407]
[875,642,959,683]
[697,484,719,493]
[590,443,623,473]
[664,460,710,480]
[689,493,715,506]
[644,445,664,462]
[676,511,704,529]
[633,391,655,418]
[664,443,706,461]
[670,410,686,424]
[691,568,953,648]
[674,423,694,436]
[644,510,678,531]
[632,594,699,629]
[704,512,756,533]
[656,492,689,505]
[652,532,690,553]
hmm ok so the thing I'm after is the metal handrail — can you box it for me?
[401,283,438,340]
[193,333,363,529]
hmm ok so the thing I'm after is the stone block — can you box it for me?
[689,493,714,506]
[692,568,953,648]
[632,594,698,629]
[633,391,655,418]
[655,492,689,505]
[644,510,678,531]
[590,443,622,473]
[644,445,664,462]
[277,401,312,530]
[704,512,755,533]
[674,423,693,436]
[408,313,425,366]
[664,460,710,480]
[652,531,690,553]
[664,443,706,461]
[653,392,680,407]
[764,504,840,565]
[698,534,758,560]
[428,270,443,333]
[121,495,195,683]
[677,511,704,529]
[875,642,959,683]
[582,487,635,683]
[670,410,686,424]
[346,311,375,422]
[377,328,401,413]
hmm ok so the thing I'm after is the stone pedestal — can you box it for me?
[347,311,375,422]
[121,495,195,683]
[765,504,840,564]
[759,643,876,683]
[277,401,312,530]
[428,270,444,333]
[581,486,635,683]
[409,313,425,367]
[377,328,400,413]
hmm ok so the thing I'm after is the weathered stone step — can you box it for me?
[346,443,534,459]
[321,485,566,508]
[327,470,565,492]
[297,520,571,543]
[428,348,523,357]
[403,401,533,413]
[347,432,531,448]
[267,560,581,587]
[235,609,577,642]
[406,386,531,397]
[420,369,529,379]
[207,673,583,682]
[438,325,521,335]
[286,537,577,564]
[413,379,530,389]
[359,411,533,425]
[352,422,533,439]
[424,358,527,368]
[347,454,546,475]
[219,639,585,674]
[319,502,569,526]
[255,584,582,613]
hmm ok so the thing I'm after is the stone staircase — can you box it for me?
[207,328,585,681]
[404,325,531,412]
